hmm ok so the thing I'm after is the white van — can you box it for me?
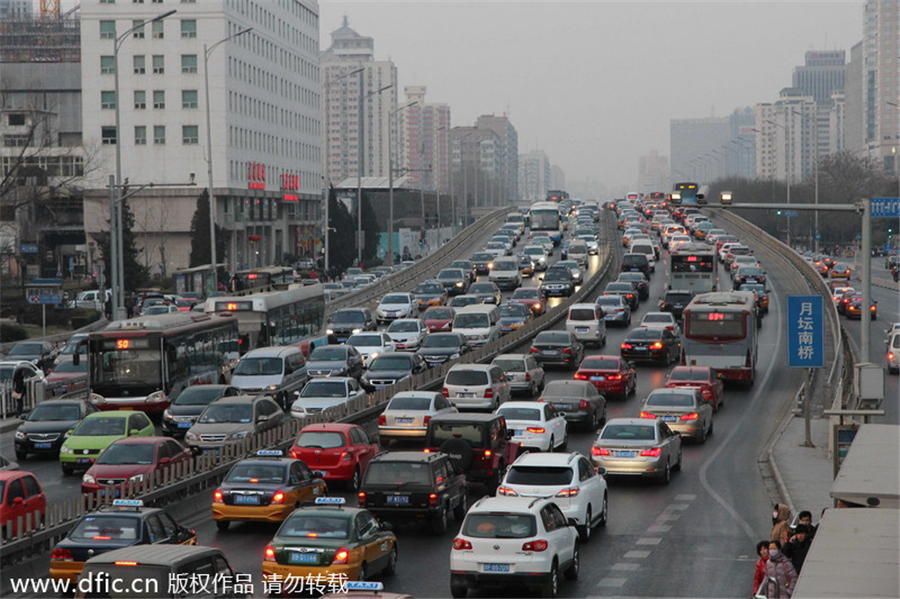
[567,240,589,267]
[629,243,656,272]
[452,304,501,348]
[489,257,521,290]
[566,303,607,346]
[230,346,309,409]
[886,328,900,374]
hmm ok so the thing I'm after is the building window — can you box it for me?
[181,0,196,3]
[3,135,29,147]
[181,54,197,73]
[135,126,147,145]
[7,114,25,126]
[182,125,199,144]
[101,91,116,110]
[152,20,164,39]
[102,126,117,145]
[181,90,198,109]
[181,20,197,38]
[100,21,116,39]
[100,55,115,74]
[134,90,146,109]
[100,0,115,3]
[152,55,164,74]
[153,90,165,109]
[133,55,145,74]
[153,126,165,145]
[132,20,145,38]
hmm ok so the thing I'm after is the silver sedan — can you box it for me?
[591,418,682,484]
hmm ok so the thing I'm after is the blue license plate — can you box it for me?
[553,404,568,410]
[483,563,510,573]
[590,376,605,381]
[615,451,636,458]
[76,457,92,464]
[396,418,414,424]
[234,495,260,505]
[34,442,52,449]
[177,422,192,429]
[576,328,589,333]
[386,495,409,504]
[661,416,677,422]
[289,552,319,564]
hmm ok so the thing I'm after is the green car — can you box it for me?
[60,411,155,475]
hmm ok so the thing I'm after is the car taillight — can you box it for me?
[651,342,664,349]
[264,545,276,562]
[428,493,439,508]
[680,412,699,421]
[290,449,300,459]
[530,347,539,353]
[577,399,588,410]
[442,387,449,398]
[213,489,223,503]
[640,447,662,457]
[271,491,285,504]
[424,415,432,426]
[574,373,587,380]
[621,343,632,350]
[889,352,895,360]
[51,548,73,561]
[524,372,531,382]
[592,446,608,456]
[332,548,350,564]
[378,415,386,426]
[639,411,656,419]
[522,539,549,552]
[745,349,752,368]
[526,427,545,434]
[498,486,518,496]
[608,374,622,380]
[452,538,473,550]
[555,487,579,497]
[666,326,675,331]
[484,388,494,399]
[357,492,367,507]
[562,348,574,355]
[701,389,712,397]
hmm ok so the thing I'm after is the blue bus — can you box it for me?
[670,182,705,206]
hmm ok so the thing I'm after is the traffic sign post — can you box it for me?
[787,295,825,369]
[870,197,900,219]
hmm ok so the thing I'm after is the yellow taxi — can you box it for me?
[830,262,852,280]
[262,497,398,584]
[213,450,327,530]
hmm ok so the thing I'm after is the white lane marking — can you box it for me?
[612,562,640,571]
[698,276,785,544]
[665,503,690,511]
[675,494,697,500]
[646,524,672,533]
[624,550,652,559]
[635,537,662,545]
[596,577,628,588]
[656,512,681,521]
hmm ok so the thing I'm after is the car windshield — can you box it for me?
[332,310,366,324]
[381,294,410,304]
[450,297,480,308]
[388,321,420,333]
[416,284,443,295]
[301,381,348,398]
[174,387,226,406]
[294,431,344,449]
[388,395,432,411]
[470,284,495,293]
[580,358,618,370]
[198,404,252,424]
[498,407,540,421]
[234,358,282,376]
[454,314,489,328]
[463,514,536,539]
[493,359,525,373]
[53,360,87,373]
[225,463,286,484]
[73,417,126,436]
[568,308,596,321]
[543,271,569,282]
[595,296,621,307]
[524,248,543,256]
[422,335,460,348]
[369,356,412,371]
[309,347,347,361]
[281,514,351,539]
[27,402,81,421]
[69,515,139,541]
[600,424,656,441]
[424,308,452,320]
[96,443,156,465]
[364,461,433,486]
[9,343,42,356]
[62,336,87,355]
[606,283,632,293]
[493,260,517,270]
[646,392,695,407]
[512,289,540,299]
[471,254,492,262]
[438,269,464,280]
[500,305,528,318]
[665,293,693,303]
[535,331,570,344]
[506,465,573,486]
[445,370,488,386]
[347,334,382,347]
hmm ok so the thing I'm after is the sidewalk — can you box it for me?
[770,414,834,520]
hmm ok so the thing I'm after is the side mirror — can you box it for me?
[13,497,24,506]
[595,466,607,476]
[506,429,515,440]
[380,521,394,532]
[159,456,171,465]
[129,429,140,436]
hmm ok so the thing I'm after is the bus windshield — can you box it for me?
[687,311,745,338]
[91,348,163,386]
[531,210,559,230]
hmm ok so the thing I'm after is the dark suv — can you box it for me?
[327,308,376,344]
[539,267,575,297]
[424,413,523,492]
[357,451,468,535]
[659,289,694,321]
[621,253,651,276]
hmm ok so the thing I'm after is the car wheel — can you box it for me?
[548,436,555,453]
[453,492,468,521]
[708,419,714,437]
[564,545,580,580]
[661,459,671,485]
[578,507,592,542]
[216,521,230,531]
[541,561,559,598]
[431,506,449,535]
[674,447,683,471]
[348,466,361,492]
[15,451,26,462]
[599,493,608,526]
[384,544,398,576]
[450,577,468,598]
[699,423,708,444]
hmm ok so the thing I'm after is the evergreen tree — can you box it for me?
[327,186,357,272]
[189,189,227,271]
[360,191,381,265]
[97,199,148,293]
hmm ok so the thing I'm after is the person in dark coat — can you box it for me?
[12,367,26,416]
[782,524,813,574]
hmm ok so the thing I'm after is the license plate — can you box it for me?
[633,346,648,351]
[177,422,192,429]
[34,442,52,449]
[514,430,524,436]
[386,495,409,504]
[336,337,348,343]
[553,404,568,410]
[615,450,636,458]
[289,552,319,564]
[313,471,326,478]
[118,407,131,411]
[458,392,476,398]
[396,418,414,424]
[590,376,605,382]
[483,563,510,573]
[502,327,512,332]
[661,416,677,422]
[203,449,221,456]
[542,350,556,355]
[576,327,589,333]
[77,457,92,464]
[234,494,260,505]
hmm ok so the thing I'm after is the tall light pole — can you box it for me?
[204,27,252,294]
[357,81,393,266]
[387,100,418,266]
[112,9,176,320]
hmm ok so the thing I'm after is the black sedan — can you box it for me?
[539,267,575,297]
[617,272,649,301]
[15,399,98,459]
[361,353,429,390]
[468,282,502,305]
[416,332,470,367]
[470,253,495,276]
[529,330,584,370]
[659,289,694,321]
[436,268,470,296]
[620,327,682,366]
[6,341,58,373]
[604,282,639,310]
[732,266,767,289]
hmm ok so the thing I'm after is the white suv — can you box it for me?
[376,292,418,325]
[443,364,511,411]
[498,452,608,542]
[450,496,579,598]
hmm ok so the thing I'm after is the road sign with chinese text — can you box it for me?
[787,295,824,368]
[871,197,900,218]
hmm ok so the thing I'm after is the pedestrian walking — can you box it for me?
[770,503,792,546]
[125,295,135,319]
[12,367,26,416]
[764,540,798,598]
[753,540,769,596]
[782,524,813,574]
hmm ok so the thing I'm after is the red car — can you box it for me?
[665,366,725,412]
[289,423,378,492]
[0,470,46,537]
[509,288,547,316]
[423,306,455,333]
[574,355,636,400]
[45,357,89,397]
[81,437,192,496]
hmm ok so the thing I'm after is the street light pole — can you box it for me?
[204,27,252,295]
[387,101,418,266]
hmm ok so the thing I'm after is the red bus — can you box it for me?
[682,291,759,386]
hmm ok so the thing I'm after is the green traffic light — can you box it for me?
[776,210,783,215]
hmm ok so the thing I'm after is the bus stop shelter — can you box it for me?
[830,424,899,509]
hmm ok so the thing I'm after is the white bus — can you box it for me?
[682,291,759,386]
[529,201,563,245]
[669,242,719,293]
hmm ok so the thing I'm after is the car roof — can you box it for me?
[448,363,494,372]
[107,436,171,446]
[604,417,657,427]
[84,544,224,566]
[511,451,582,467]
[430,412,502,423]
[213,395,266,405]
[241,345,298,358]
[499,401,549,410]
[370,451,442,464]
[470,495,550,514]
[493,353,528,361]
[84,411,136,420]
[648,387,698,396]
[299,423,358,433]
[0,470,35,481]
[543,380,595,393]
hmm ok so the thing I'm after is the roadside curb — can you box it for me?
[0,417,19,434]
[761,390,798,516]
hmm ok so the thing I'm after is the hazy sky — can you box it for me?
[319,0,863,190]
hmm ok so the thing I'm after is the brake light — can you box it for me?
[889,352,895,360]
[522,539,549,552]
[483,449,492,458]
[640,447,662,457]
[592,446,609,456]
[340,452,352,461]
[114,561,138,566]
[607,374,622,380]
[666,326,675,331]
[555,487,579,497]
[213,489,223,503]
[498,486,518,496]
[562,348,574,354]
[639,411,656,419]
[651,342,664,350]
[574,373,587,380]
[621,343,632,350]
[530,347,539,353]
[271,491,285,504]
[51,548,73,561]
[701,389,712,397]
[453,538,473,550]
[484,388,494,399]
[526,427,545,434]
[290,449,301,459]
[93,536,112,540]
[442,387,449,398]
[680,412,700,420]
[357,492,367,507]
[332,548,350,564]
[264,545,276,562]
[524,372,531,382]
[424,415,432,426]
[378,415,386,426]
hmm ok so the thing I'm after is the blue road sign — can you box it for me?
[787,295,824,369]
[783,210,799,217]
[27,294,61,305]
[20,243,38,254]
[871,197,900,218]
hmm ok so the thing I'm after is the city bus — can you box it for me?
[529,201,563,245]
[233,266,295,291]
[669,242,719,293]
[85,313,239,413]
[681,291,759,386]
[670,182,705,206]
[205,283,327,355]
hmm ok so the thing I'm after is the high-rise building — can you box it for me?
[844,41,865,154]
[792,50,847,103]
[320,19,398,185]
[0,0,32,20]
[399,86,451,193]
[81,0,323,274]
[670,116,731,183]
[862,0,900,175]
[475,114,518,203]
[518,150,551,203]
[450,126,502,219]
[636,150,669,194]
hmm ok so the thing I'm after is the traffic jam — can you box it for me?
[5,192,785,598]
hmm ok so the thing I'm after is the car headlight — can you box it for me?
[333,367,347,375]
[185,432,198,441]
[369,352,379,360]
[487,263,494,270]
[231,431,248,440]
[326,328,334,335]
[266,384,279,391]
[129,474,144,483]
[61,444,72,454]
[352,328,362,334]
[15,429,25,440]
[449,353,460,360]
[163,409,173,420]
[82,474,95,484]
[455,281,463,287]
[145,390,165,403]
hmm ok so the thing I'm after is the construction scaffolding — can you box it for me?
[0,12,80,64]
